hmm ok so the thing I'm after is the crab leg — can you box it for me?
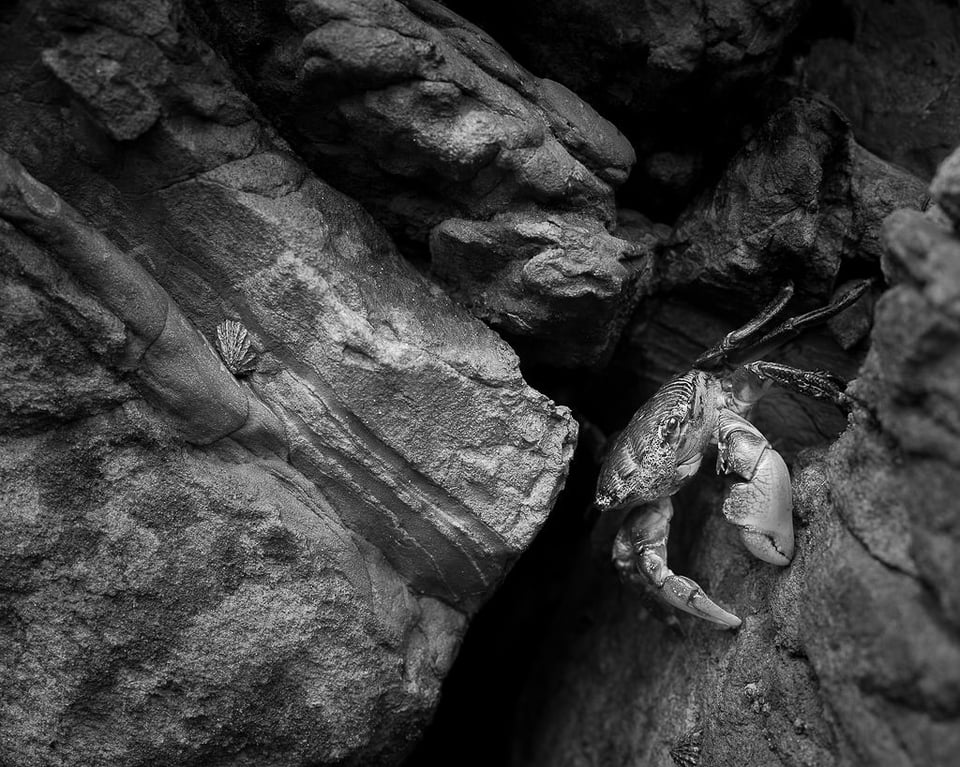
[743,361,852,408]
[717,410,794,565]
[695,282,795,370]
[695,279,871,370]
[613,498,742,629]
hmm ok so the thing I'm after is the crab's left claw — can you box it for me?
[613,498,742,629]
[717,410,794,565]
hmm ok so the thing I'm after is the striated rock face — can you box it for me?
[190,0,644,367]
[0,1,576,765]
[805,0,960,180]
[504,151,960,767]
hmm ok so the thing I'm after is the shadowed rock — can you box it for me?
[431,210,653,367]
[660,97,928,303]
[805,0,960,180]
[443,0,812,210]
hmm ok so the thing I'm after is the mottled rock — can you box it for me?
[192,0,633,243]
[430,211,651,367]
[0,2,577,765]
[805,0,960,180]
[185,0,642,366]
[0,404,465,767]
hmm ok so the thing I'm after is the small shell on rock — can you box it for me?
[215,320,258,376]
[670,729,702,767]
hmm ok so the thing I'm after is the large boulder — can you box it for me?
[0,2,577,765]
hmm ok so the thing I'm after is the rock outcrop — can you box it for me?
[0,2,576,765]
[190,0,645,366]
[444,0,812,211]
[660,97,927,302]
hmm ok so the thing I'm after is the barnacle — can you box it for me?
[669,729,702,767]
[215,320,258,376]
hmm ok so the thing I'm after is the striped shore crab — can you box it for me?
[595,281,870,628]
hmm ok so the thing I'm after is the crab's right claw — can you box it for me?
[613,499,742,629]
[717,410,795,565]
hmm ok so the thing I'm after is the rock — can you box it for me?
[599,97,924,455]
[0,2,577,765]
[0,404,466,767]
[443,0,811,210]
[660,97,927,304]
[929,146,960,228]
[430,211,652,367]
[183,0,637,366]
[191,0,633,243]
[805,0,960,180]
[185,0,642,366]
[497,158,960,767]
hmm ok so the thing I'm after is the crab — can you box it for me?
[594,280,870,629]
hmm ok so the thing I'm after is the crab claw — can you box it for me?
[613,499,742,629]
[717,410,794,565]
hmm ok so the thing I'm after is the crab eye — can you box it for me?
[659,415,681,442]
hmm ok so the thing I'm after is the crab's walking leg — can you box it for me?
[717,410,795,565]
[694,282,795,370]
[613,498,742,629]
[743,361,852,409]
[695,279,871,370]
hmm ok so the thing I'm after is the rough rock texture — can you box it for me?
[502,153,960,767]
[430,211,653,366]
[805,0,960,180]
[444,0,811,210]
[660,96,928,302]
[0,2,576,765]
[189,0,644,367]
